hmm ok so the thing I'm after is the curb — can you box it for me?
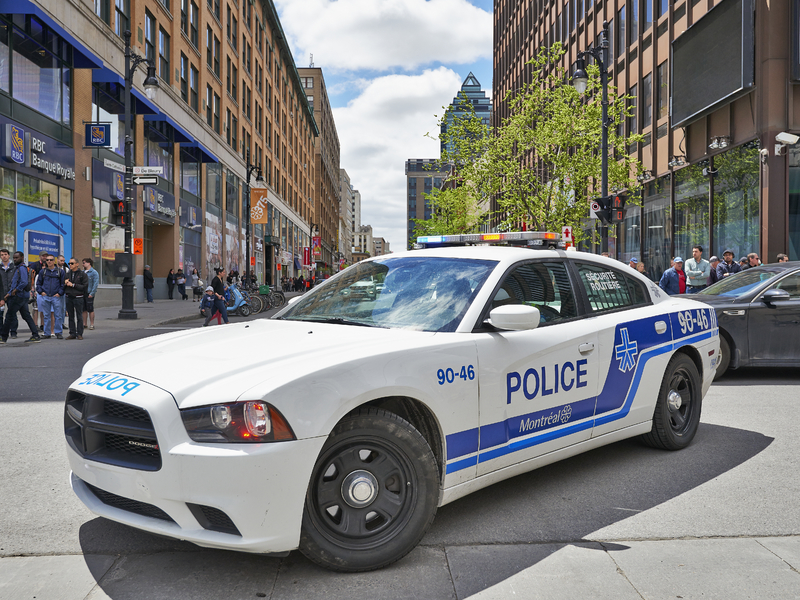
[153,313,204,327]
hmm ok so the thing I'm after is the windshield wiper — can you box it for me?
[300,317,375,327]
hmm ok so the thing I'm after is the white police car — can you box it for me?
[64,232,719,572]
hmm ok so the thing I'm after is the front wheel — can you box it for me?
[641,353,702,450]
[237,304,251,317]
[714,335,731,381]
[299,408,439,572]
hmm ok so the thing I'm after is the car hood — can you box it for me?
[81,320,436,408]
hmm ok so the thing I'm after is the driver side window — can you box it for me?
[491,261,577,325]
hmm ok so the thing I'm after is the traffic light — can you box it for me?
[610,193,626,224]
[111,200,127,227]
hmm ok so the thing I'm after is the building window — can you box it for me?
[628,83,638,135]
[244,39,251,73]
[642,73,652,129]
[244,82,251,119]
[207,162,222,206]
[713,144,760,259]
[226,169,239,217]
[181,0,188,38]
[145,120,174,182]
[630,0,638,45]
[657,0,668,18]
[91,199,124,285]
[213,92,220,133]
[213,36,220,76]
[644,0,652,31]
[206,85,213,126]
[226,56,231,94]
[301,76,313,89]
[244,0,251,29]
[232,65,237,102]
[657,61,668,120]
[115,0,129,38]
[608,18,614,64]
[190,64,199,112]
[95,0,110,25]
[190,2,199,48]
[206,26,212,69]
[674,164,709,261]
[180,148,200,197]
[225,108,231,144]
[159,28,170,84]
[231,115,238,150]
[145,11,156,63]
[180,53,188,102]
[92,84,129,157]
[617,6,626,56]
[209,0,220,20]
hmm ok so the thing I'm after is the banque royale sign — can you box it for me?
[1,117,76,189]
[143,185,177,223]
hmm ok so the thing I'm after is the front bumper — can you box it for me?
[65,374,326,554]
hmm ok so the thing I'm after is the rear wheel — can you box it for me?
[641,353,702,450]
[259,294,271,312]
[248,295,263,314]
[299,408,439,572]
[714,335,731,381]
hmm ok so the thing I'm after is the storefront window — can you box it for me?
[0,167,16,199]
[180,149,200,198]
[10,16,71,125]
[17,174,47,207]
[0,21,9,91]
[618,201,641,265]
[0,197,14,249]
[790,146,800,260]
[180,228,201,275]
[91,199,125,285]
[207,163,222,206]
[712,143,760,259]
[641,176,671,282]
[226,169,239,216]
[674,163,709,259]
[145,120,174,182]
[92,85,128,156]
[60,187,72,214]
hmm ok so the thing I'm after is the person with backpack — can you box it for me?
[0,248,19,339]
[35,254,65,339]
[64,257,89,340]
[0,251,41,343]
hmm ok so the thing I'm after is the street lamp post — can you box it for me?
[244,151,264,288]
[571,21,610,253]
[119,30,159,319]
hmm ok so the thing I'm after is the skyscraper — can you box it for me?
[440,72,493,156]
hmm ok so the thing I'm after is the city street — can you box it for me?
[1,307,799,599]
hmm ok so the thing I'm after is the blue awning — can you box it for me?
[181,141,219,163]
[144,114,193,144]
[91,67,160,115]
[0,0,103,69]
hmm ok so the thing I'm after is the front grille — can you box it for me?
[187,503,242,536]
[85,482,174,523]
[64,390,162,471]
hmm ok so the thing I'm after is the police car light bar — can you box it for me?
[415,231,564,249]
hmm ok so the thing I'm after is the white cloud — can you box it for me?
[274,0,491,73]
[334,68,463,250]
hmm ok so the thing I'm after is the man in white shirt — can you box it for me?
[685,245,711,293]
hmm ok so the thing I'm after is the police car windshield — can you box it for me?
[279,256,497,332]
[700,269,779,297]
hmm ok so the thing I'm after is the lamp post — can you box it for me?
[571,21,610,253]
[244,151,264,288]
[119,30,159,319]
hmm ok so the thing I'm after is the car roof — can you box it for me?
[365,245,621,266]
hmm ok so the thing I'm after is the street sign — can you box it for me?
[132,166,164,175]
[589,201,601,219]
[133,238,144,255]
[132,176,158,185]
[104,158,125,173]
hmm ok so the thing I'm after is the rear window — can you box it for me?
[574,262,650,313]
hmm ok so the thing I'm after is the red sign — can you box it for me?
[303,246,311,268]
[250,256,255,266]
[312,236,322,260]
[133,238,144,255]
[277,263,281,271]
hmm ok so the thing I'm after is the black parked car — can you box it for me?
[685,262,800,379]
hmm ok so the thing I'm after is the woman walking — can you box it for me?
[176,269,188,300]
[190,268,201,301]
[166,268,176,300]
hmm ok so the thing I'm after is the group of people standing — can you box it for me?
[166,268,200,301]
[651,246,789,296]
[0,249,98,343]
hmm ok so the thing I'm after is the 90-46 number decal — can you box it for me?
[437,366,475,385]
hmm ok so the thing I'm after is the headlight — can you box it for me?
[181,401,295,443]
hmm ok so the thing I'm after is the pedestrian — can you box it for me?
[35,254,65,339]
[659,257,687,296]
[176,269,188,300]
[601,251,609,258]
[742,252,760,270]
[166,268,176,299]
[777,253,789,263]
[57,255,67,327]
[628,257,638,269]
[143,265,154,302]
[739,257,749,269]
[83,258,99,330]
[0,251,41,343]
[684,245,711,293]
[0,248,19,339]
[204,268,229,326]
[708,256,721,285]
[636,261,647,277]
[64,257,88,340]
[199,285,223,325]
[717,249,742,279]
[29,251,48,332]
[191,268,201,301]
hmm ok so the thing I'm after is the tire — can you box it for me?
[238,304,251,317]
[259,294,271,312]
[299,408,440,572]
[273,292,286,309]
[641,353,702,450]
[248,295,263,314]
[714,335,731,381]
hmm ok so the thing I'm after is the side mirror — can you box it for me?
[762,288,791,304]
[488,304,541,331]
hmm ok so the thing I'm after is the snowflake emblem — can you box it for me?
[560,405,572,424]
[615,327,638,373]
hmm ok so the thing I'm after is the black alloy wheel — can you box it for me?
[641,353,702,450]
[299,408,439,572]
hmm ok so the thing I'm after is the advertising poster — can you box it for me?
[225,219,240,273]
[205,211,222,277]
[17,204,72,263]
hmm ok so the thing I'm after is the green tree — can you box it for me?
[485,45,643,238]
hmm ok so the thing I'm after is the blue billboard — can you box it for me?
[17,204,72,263]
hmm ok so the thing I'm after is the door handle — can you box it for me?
[579,342,595,354]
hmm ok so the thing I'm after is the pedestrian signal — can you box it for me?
[111,200,127,227]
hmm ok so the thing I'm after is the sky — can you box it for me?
[273,0,494,252]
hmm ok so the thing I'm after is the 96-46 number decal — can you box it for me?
[437,366,475,385]
[674,308,717,336]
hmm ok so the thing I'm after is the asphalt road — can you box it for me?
[1,316,799,599]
